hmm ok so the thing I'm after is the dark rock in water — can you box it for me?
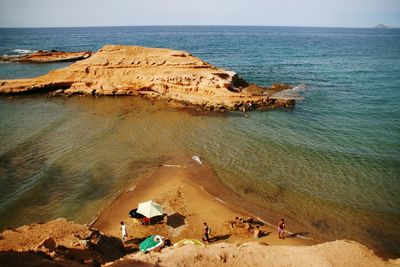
[270,83,291,91]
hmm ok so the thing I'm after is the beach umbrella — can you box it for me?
[139,235,164,252]
[137,200,163,218]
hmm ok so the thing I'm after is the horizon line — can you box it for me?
[0,24,397,29]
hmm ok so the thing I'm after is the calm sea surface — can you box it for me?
[0,26,399,257]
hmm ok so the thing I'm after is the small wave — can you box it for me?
[215,197,227,204]
[12,49,36,54]
[291,84,306,91]
[271,84,306,100]
[1,54,17,58]
[128,186,136,191]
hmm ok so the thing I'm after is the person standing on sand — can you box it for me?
[202,222,211,243]
[120,221,127,240]
[278,219,285,239]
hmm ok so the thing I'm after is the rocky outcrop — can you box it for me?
[0,220,397,267]
[0,219,126,266]
[0,50,92,63]
[111,240,399,267]
[0,45,296,110]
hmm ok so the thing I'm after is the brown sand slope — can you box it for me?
[0,45,295,110]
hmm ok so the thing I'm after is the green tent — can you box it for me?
[139,235,164,252]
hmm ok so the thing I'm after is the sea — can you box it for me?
[0,26,399,258]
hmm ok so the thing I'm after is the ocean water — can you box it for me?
[0,26,399,257]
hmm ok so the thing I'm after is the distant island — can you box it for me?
[374,24,398,29]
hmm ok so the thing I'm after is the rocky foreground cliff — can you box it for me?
[0,45,296,110]
[0,219,398,267]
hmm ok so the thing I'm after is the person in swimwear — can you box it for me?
[278,219,285,239]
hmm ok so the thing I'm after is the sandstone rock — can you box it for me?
[38,237,56,252]
[0,51,92,63]
[0,45,296,110]
[0,219,125,266]
[107,240,398,267]
[0,219,397,267]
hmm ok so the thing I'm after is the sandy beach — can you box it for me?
[1,155,396,267]
[91,155,316,248]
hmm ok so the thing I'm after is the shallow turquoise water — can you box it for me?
[0,26,399,257]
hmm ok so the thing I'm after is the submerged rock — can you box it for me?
[0,45,296,110]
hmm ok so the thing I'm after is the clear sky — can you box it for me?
[0,0,399,28]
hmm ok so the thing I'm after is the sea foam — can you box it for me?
[11,49,36,54]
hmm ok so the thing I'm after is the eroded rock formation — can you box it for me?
[0,219,125,266]
[0,45,296,110]
[0,219,397,267]
[0,50,92,63]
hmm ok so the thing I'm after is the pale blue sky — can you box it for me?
[0,0,399,28]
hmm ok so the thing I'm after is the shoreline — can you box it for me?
[1,96,397,258]
[91,155,317,247]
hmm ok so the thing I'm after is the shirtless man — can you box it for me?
[120,221,127,240]
[278,219,285,239]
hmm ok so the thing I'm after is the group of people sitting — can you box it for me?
[229,217,263,238]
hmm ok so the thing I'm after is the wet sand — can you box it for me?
[91,155,316,247]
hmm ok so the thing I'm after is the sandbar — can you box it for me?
[91,155,316,247]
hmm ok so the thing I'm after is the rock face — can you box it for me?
[0,45,295,110]
[0,50,92,63]
[0,219,126,266]
[0,220,397,267]
[112,240,398,267]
